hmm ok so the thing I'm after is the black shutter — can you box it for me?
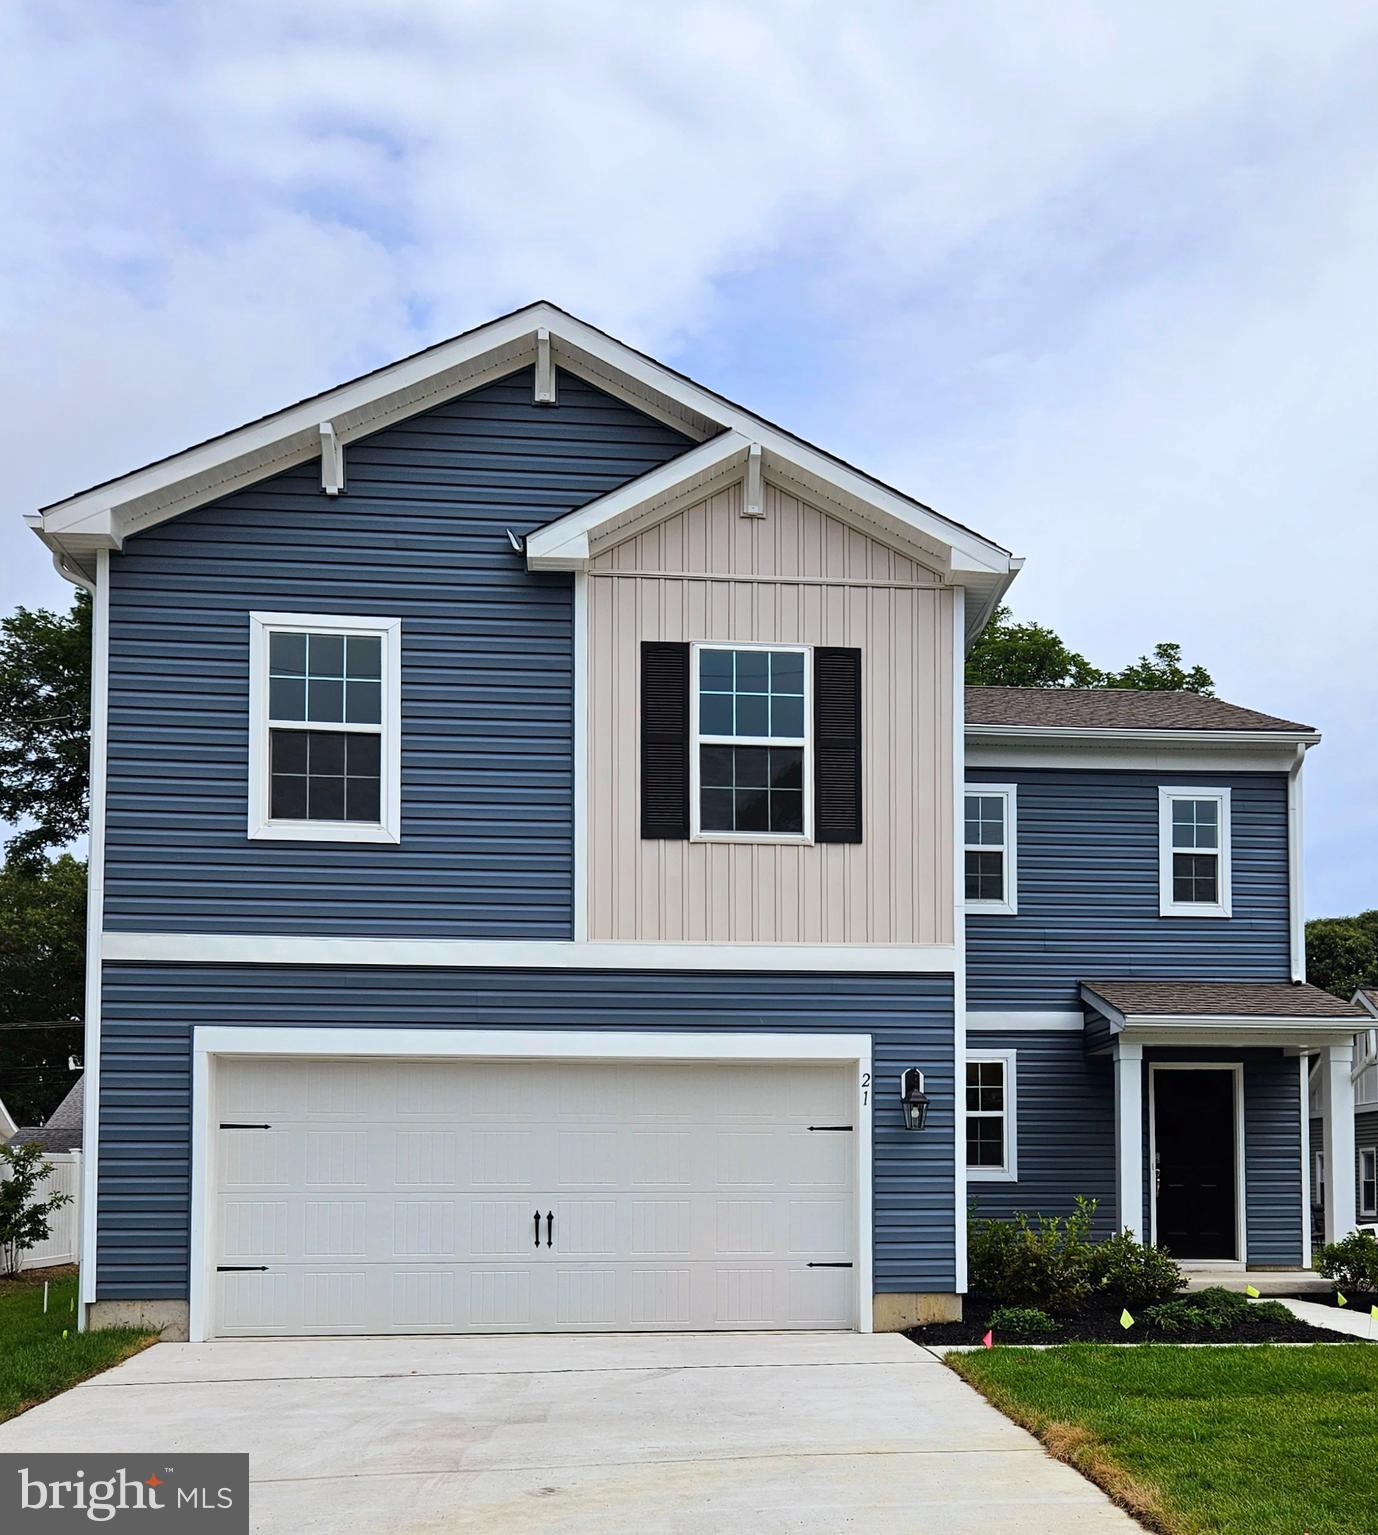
[640,641,691,839]
[813,647,862,844]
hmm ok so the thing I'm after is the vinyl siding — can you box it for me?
[96,965,956,1301]
[965,1030,1116,1237]
[967,769,1291,1010]
[587,481,955,945]
[103,368,694,939]
[962,1034,1304,1262]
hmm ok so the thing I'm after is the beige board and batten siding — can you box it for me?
[587,480,955,945]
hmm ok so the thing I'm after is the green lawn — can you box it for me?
[0,1269,155,1423]
[951,1343,1378,1535]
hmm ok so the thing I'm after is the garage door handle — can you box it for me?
[217,1266,269,1272]
[546,1211,554,1248]
[534,1210,541,1248]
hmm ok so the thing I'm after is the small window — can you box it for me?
[1314,1150,1325,1210]
[1158,787,1231,918]
[1362,1149,1377,1221]
[249,613,400,843]
[964,785,1017,915]
[965,1052,1017,1182]
[692,645,809,840]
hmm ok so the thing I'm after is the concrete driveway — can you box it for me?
[0,1332,1138,1533]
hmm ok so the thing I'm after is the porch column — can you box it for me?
[1323,1041,1357,1244]
[1114,1042,1145,1237]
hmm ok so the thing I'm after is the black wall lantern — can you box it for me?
[900,1068,929,1131]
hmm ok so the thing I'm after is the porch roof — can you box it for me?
[1080,980,1366,1049]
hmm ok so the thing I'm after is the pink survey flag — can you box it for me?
[982,1329,994,1349]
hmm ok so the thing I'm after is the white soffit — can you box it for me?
[29,302,1016,615]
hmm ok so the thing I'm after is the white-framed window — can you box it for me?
[1314,1150,1325,1210]
[1158,786,1232,918]
[965,1050,1017,1182]
[964,785,1017,915]
[1362,1149,1377,1221]
[690,642,810,841]
[248,612,401,844]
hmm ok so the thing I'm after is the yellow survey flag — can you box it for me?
[1120,1309,1135,1329]
[1245,1285,1260,1298]
[1338,1292,1349,1307]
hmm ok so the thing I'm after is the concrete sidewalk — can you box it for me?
[0,1331,1141,1533]
[1275,1295,1378,1338]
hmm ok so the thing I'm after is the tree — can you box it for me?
[1307,913,1378,1001]
[0,855,85,1124]
[0,591,91,864]
[966,607,1215,694]
[0,1141,73,1277]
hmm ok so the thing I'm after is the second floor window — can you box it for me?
[692,645,809,839]
[964,785,1017,915]
[248,613,401,844]
[1158,787,1232,918]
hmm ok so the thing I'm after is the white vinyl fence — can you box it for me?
[18,1150,82,1270]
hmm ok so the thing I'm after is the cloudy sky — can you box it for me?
[2,1,1374,915]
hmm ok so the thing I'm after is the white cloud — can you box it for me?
[1,0,1374,909]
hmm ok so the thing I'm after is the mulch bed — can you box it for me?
[906,1295,1353,1346]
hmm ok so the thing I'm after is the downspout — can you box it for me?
[1287,742,1307,983]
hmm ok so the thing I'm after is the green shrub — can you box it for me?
[987,1305,1060,1339]
[1248,1299,1296,1326]
[1089,1229,1186,1308]
[967,1196,1098,1313]
[1146,1286,1249,1333]
[1317,1230,1378,1296]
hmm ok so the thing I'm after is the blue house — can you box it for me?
[27,303,1365,1341]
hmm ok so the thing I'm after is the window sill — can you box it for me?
[249,820,400,845]
[967,1167,1018,1183]
[965,900,1017,917]
[1158,903,1232,920]
[691,832,816,847]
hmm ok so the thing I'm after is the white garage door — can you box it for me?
[211,1056,858,1336]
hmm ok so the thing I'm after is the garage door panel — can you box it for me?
[211,1058,858,1336]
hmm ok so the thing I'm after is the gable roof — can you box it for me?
[1082,980,1364,1022]
[26,301,1018,636]
[1355,988,1378,1019]
[966,686,1316,738]
[7,1074,84,1152]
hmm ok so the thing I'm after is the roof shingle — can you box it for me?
[1082,980,1363,1020]
[966,687,1313,734]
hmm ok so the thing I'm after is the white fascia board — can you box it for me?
[525,432,752,569]
[33,301,1014,580]
[966,724,1321,749]
[102,930,962,974]
[965,728,1319,775]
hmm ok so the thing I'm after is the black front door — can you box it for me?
[1154,1069,1237,1260]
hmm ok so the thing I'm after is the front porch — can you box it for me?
[1080,980,1368,1265]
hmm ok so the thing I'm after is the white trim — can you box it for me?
[951,587,968,1293]
[101,930,963,974]
[1361,1147,1377,1221]
[247,611,402,845]
[743,442,764,518]
[689,641,812,844]
[966,1011,1084,1032]
[1148,1061,1247,1263]
[534,327,556,404]
[318,422,345,495]
[1322,1041,1357,1244]
[187,1025,874,1344]
[572,571,589,942]
[78,548,110,1319]
[966,724,1320,749]
[1113,1041,1145,1238]
[1157,785,1232,919]
[1299,1054,1313,1268]
[962,783,1017,915]
[965,1049,1018,1183]
[1287,744,1306,982]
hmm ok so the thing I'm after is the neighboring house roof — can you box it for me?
[965,687,1314,735]
[1082,980,1365,1022]
[25,301,1019,638]
[1354,989,1378,1019]
[7,1075,84,1153]
[0,1094,16,1141]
